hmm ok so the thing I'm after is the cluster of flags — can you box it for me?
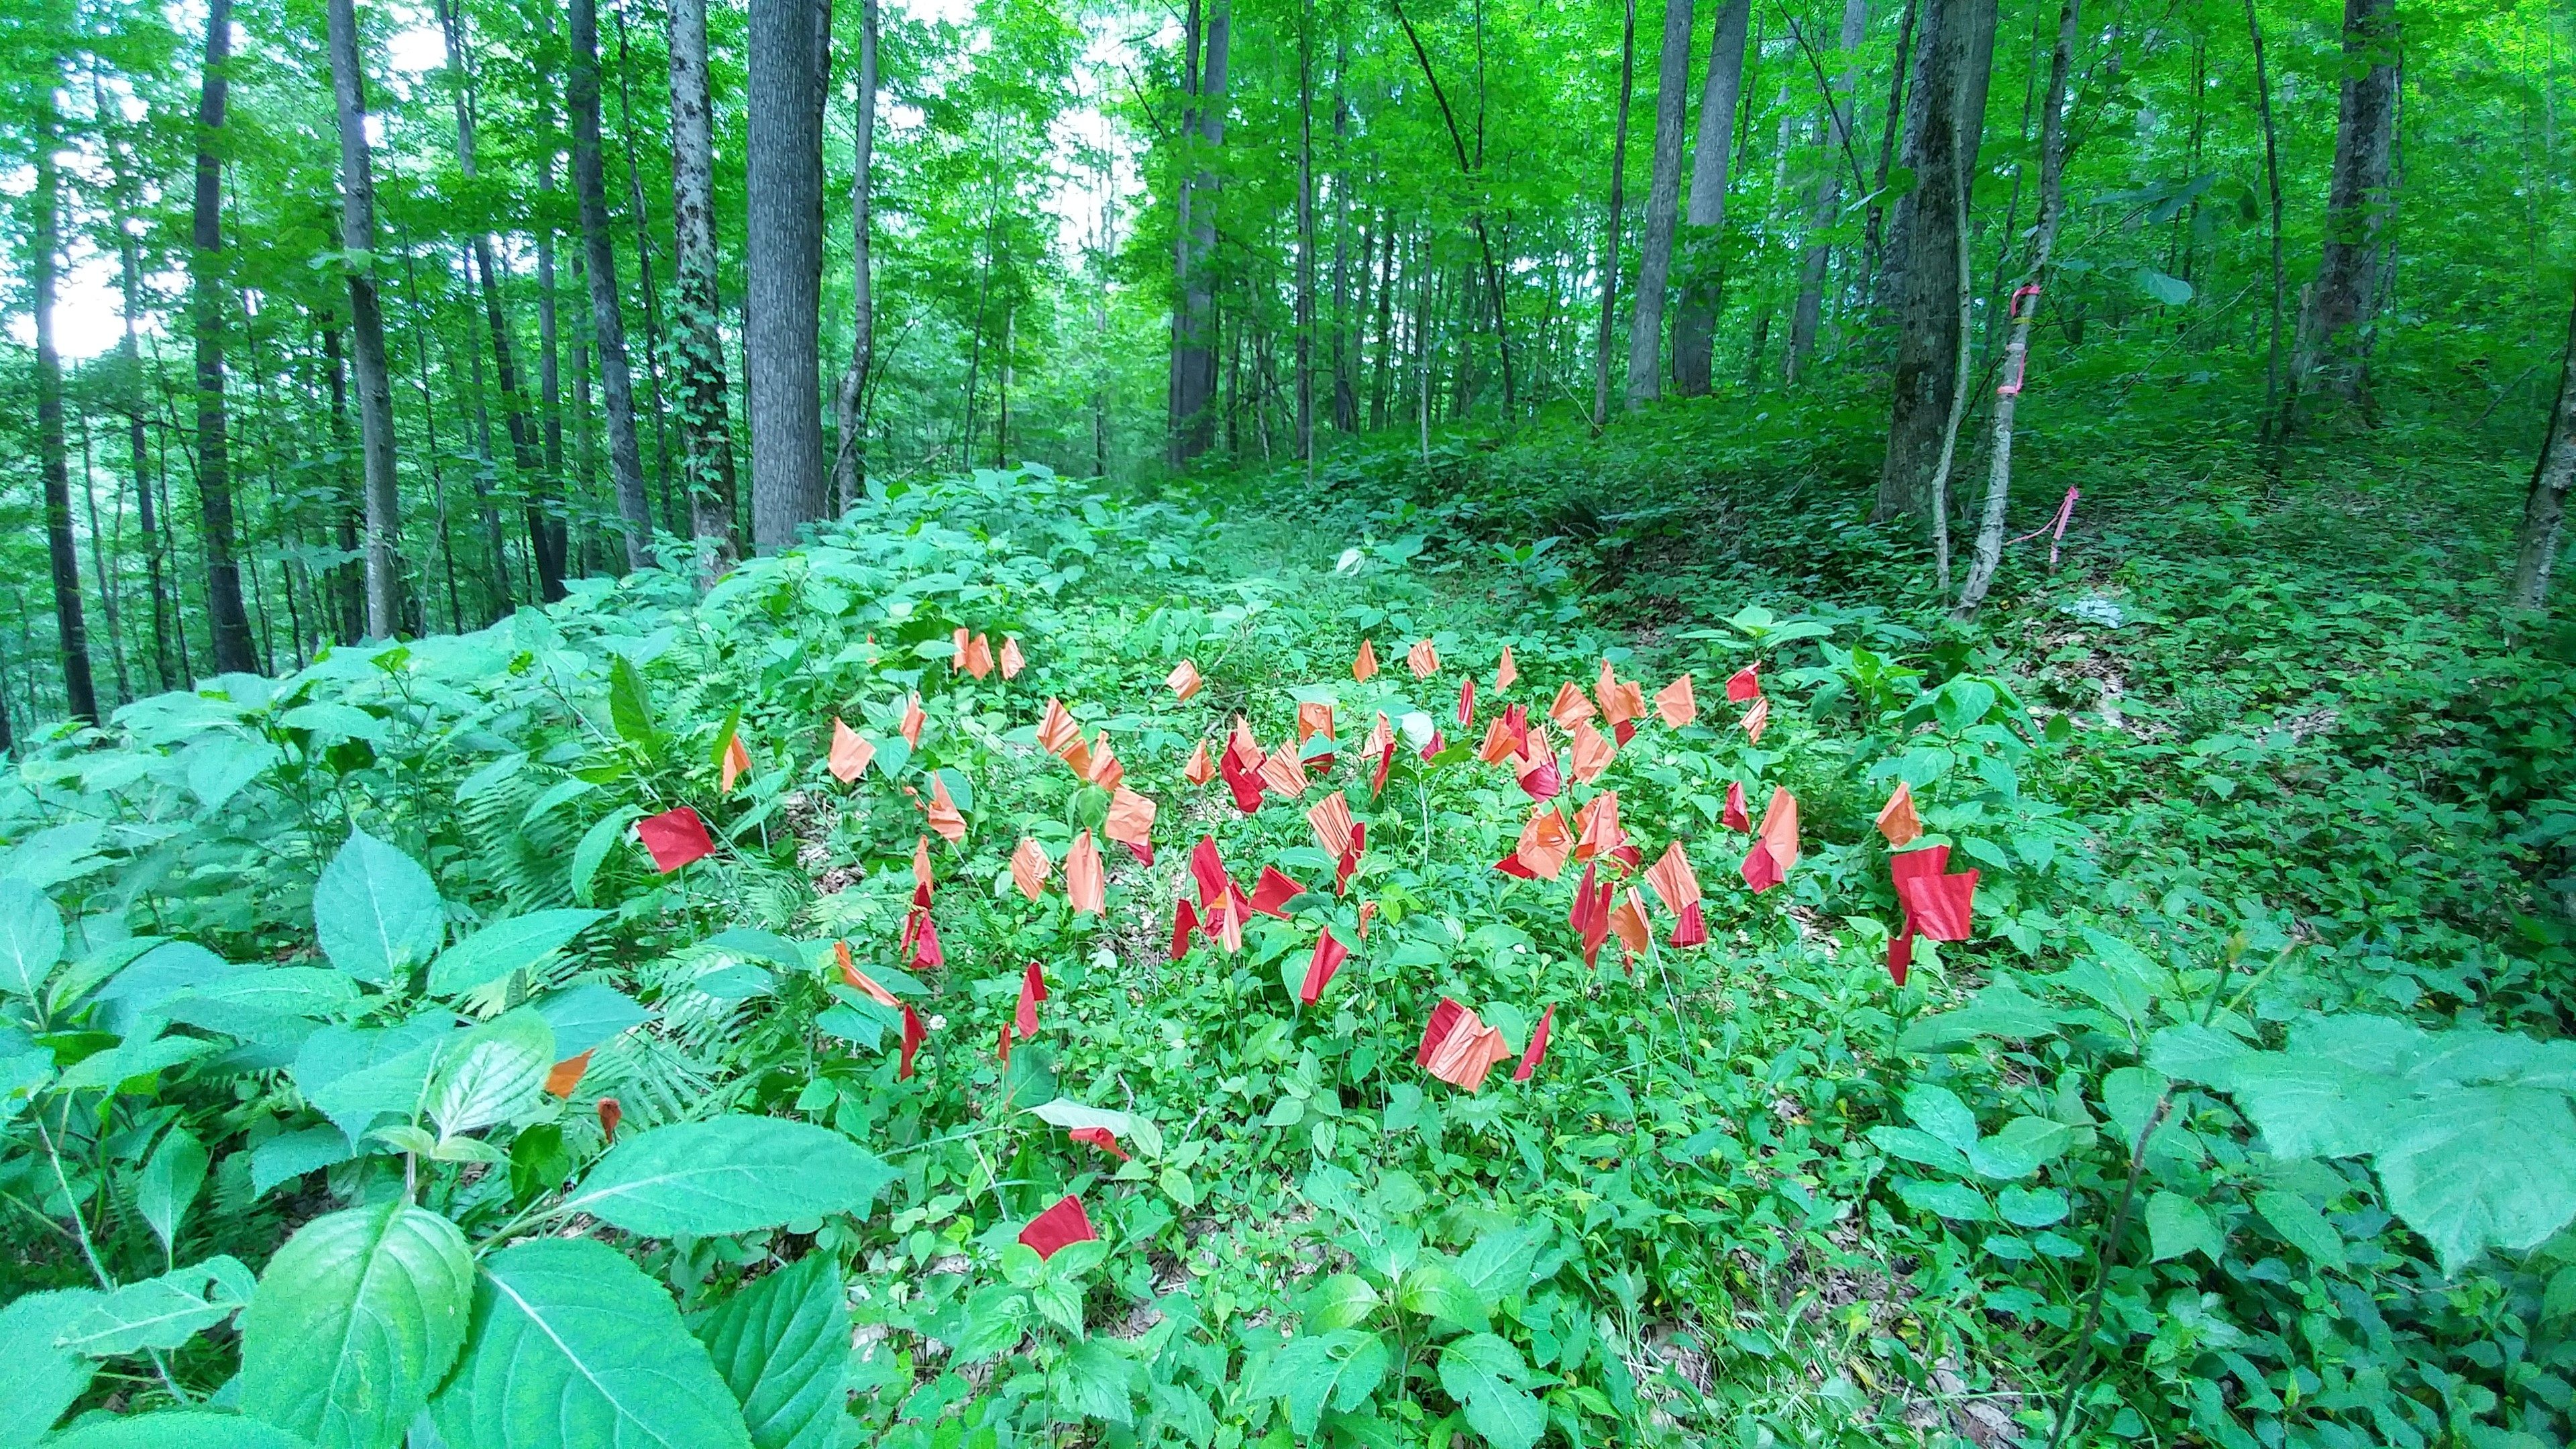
[608,630,1988,1260]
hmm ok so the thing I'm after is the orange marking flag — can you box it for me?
[1495,645,1519,692]
[1739,695,1770,745]
[1036,699,1081,759]
[963,633,996,680]
[1010,837,1052,902]
[1417,998,1513,1091]
[828,718,874,783]
[1513,1006,1554,1083]
[922,776,967,844]
[1306,790,1358,862]
[1106,787,1157,864]
[1740,786,1800,893]
[1184,739,1216,785]
[1596,660,1646,742]
[1876,781,1923,847]
[1065,830,1106,915]
[1569,720,1615,784]
[1406,639,1440,678]
[1646,841,1707,947]
[1497,806,1573,881]
[1167,660,1204,701]
[998,636,1025,679]
[1299,930,1350,1005]
[720,734,752,795]
[545,1051,592,1097]
[912,835,936,903]
[1258,741,1309,799]
[951,627,972,672]
[1352,639,1379,682]
[900,694,926,747]
[1083,733,1124,791]
[1548,680,1596,731]
[1654,674,1696,729]
[1607,888,1652,965]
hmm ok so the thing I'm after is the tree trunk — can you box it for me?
[1862,0,1918,307]
[190,0,256,677]
[569,0,656,570]
[745,0,834,547]
[1329,33,1357,433]
[1670,0,1752,397]
[319,323,368,645]
[1953,0,2078,619]
[1786,0,1868,384]
[324,0,405,639]
[119,235,174,692]
[667,0,741,561]
[613,4,678,535]
[1624,0,1695,407]
[2511,277,2576,610]
[533,1,572,586]
[828,0,878,515]
[1371,215,1397,428]
[1171,1,1232,465]
[2247,0,2289,451]
[31,107,100,725]
[1876,0,1995,523]
[1296,0,1317,476]
[431,0,542,612]
[1594,0,1639,428]
[2291,0,2398,411]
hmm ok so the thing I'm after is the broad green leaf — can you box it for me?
[2374,1087,2576,1276]
[1896,981,2061,1052]
[1053,1338,1141,1427]
[0,877,64,998]
[1902,1083,1980,1153]
[187,735,282,812]
[529,983,651,1058]
[313,830,446,986]
[1456,1226,1546,1301]
[1967,1116,2076,1181]
[239,1201,475,1449]
[1303,1273,1382,1332]
[1996,1185,2070,1228]
[252,1128,355,1197]
[570,807,644,907]
[1028,1097,1163,1155]
[2145,1192,2225,1263]
[423,1010,553,1137]
[608,655,657,745]
[1866,1126,1968,1175]
[521,777,600,829]
[46,1411,313,1448]
[2220,1055,2406,1159]
[97,942,246,1035]
[1394,1258,1487,1330]
[690,1255,849,1449]
[54,1032,219,1093]
[138,1127,210,1260]
[0,1286,101,1446]
[1436,1333,1544,1449]
[58,1256,254,1356]
[427,910,606,997]
[559,1116,895,1236]
[1894,1177,1991,1222]
[2252,1189,2348,1271]
[1258,1330,1389,1435]
[297,1018,460,1145]
[431,1238,753,1449]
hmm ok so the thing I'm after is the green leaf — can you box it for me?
[0,1287,101,1446]
[0,877,64,999]
[559,1116,896,1236]
[424,1009,554,1138]
[1996,1185,2070,1228]
[58,1256,255,1356]
[690,1255,849,1449]
[238,1201,475,1449]
[162,970,359,1037]
[427,910,606,997]
[1053,1338,1141,1426]
[138,1127,210,1260]
[45,1411,313,1448]
[251,1129,354,1198]
[2252,1189,2348,1271]
[313,830,446,986]
[187,735,282,812]
[1866,1126,1968,1175]
[1894,1177,1991,1222]
[1901,1083,1981,1154]
[1259,1330,1389,1435]
[608,656,657,746]
[1303,1273,1383,1332]
[2145,1192,2225,1263]
[431,1239,753,1449]
[2374,1087,2576,1276]
[1436,1333,1544,1449]
[1896,981,2061,1052]
[571,808,645,907]
[1967,1116,2077,1181]
[529,983,651,1059]
[1394,1259,1487,1330]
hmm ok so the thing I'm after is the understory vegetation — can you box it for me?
[3,367,2572,1449]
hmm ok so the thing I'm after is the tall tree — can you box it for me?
[2512,278,2576,610]
[1624,0,1694,407]
[30,83,99,724]
[1669,0,1751,397]
[569,0,656,569]
[1874,0,1996,523]
[190,0,256,676]
[432,0,544,604]
[1171,0,1232,464]
[2292,0,2399,411]
[323,0,404,637]
[745,0,834,547]
[1785,0,1868,383]
[1295,0,1317,474]
[828,0,879,514]
[1594,0,1638,428]
[1954,0,2077,617]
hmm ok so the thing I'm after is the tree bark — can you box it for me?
[2291,0,2398,411]
[1670,0,1752,397]
[569,0,656,569]
[119,225,173,692]
[828,0,879,515]
[31,97,99,724]
[1623,0,1695,407]
[190,0,256,676]
[1171,1,1232,465]
[1295,0,1317,476]
[1786,0,1869,384]
[1953,0,2078,619]
[1875,0,1995,523]
[2247,0,2288,451]
[674,0,745,559]
[1595,0,1639,428]
[745,0,834,547]
[2511,276,2576,610]
[324,0,405,639]
[433,0,543,609]
[533,1,572,584]
[613,4,678,534]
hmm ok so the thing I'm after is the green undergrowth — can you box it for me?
[1,400,2573,1449]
